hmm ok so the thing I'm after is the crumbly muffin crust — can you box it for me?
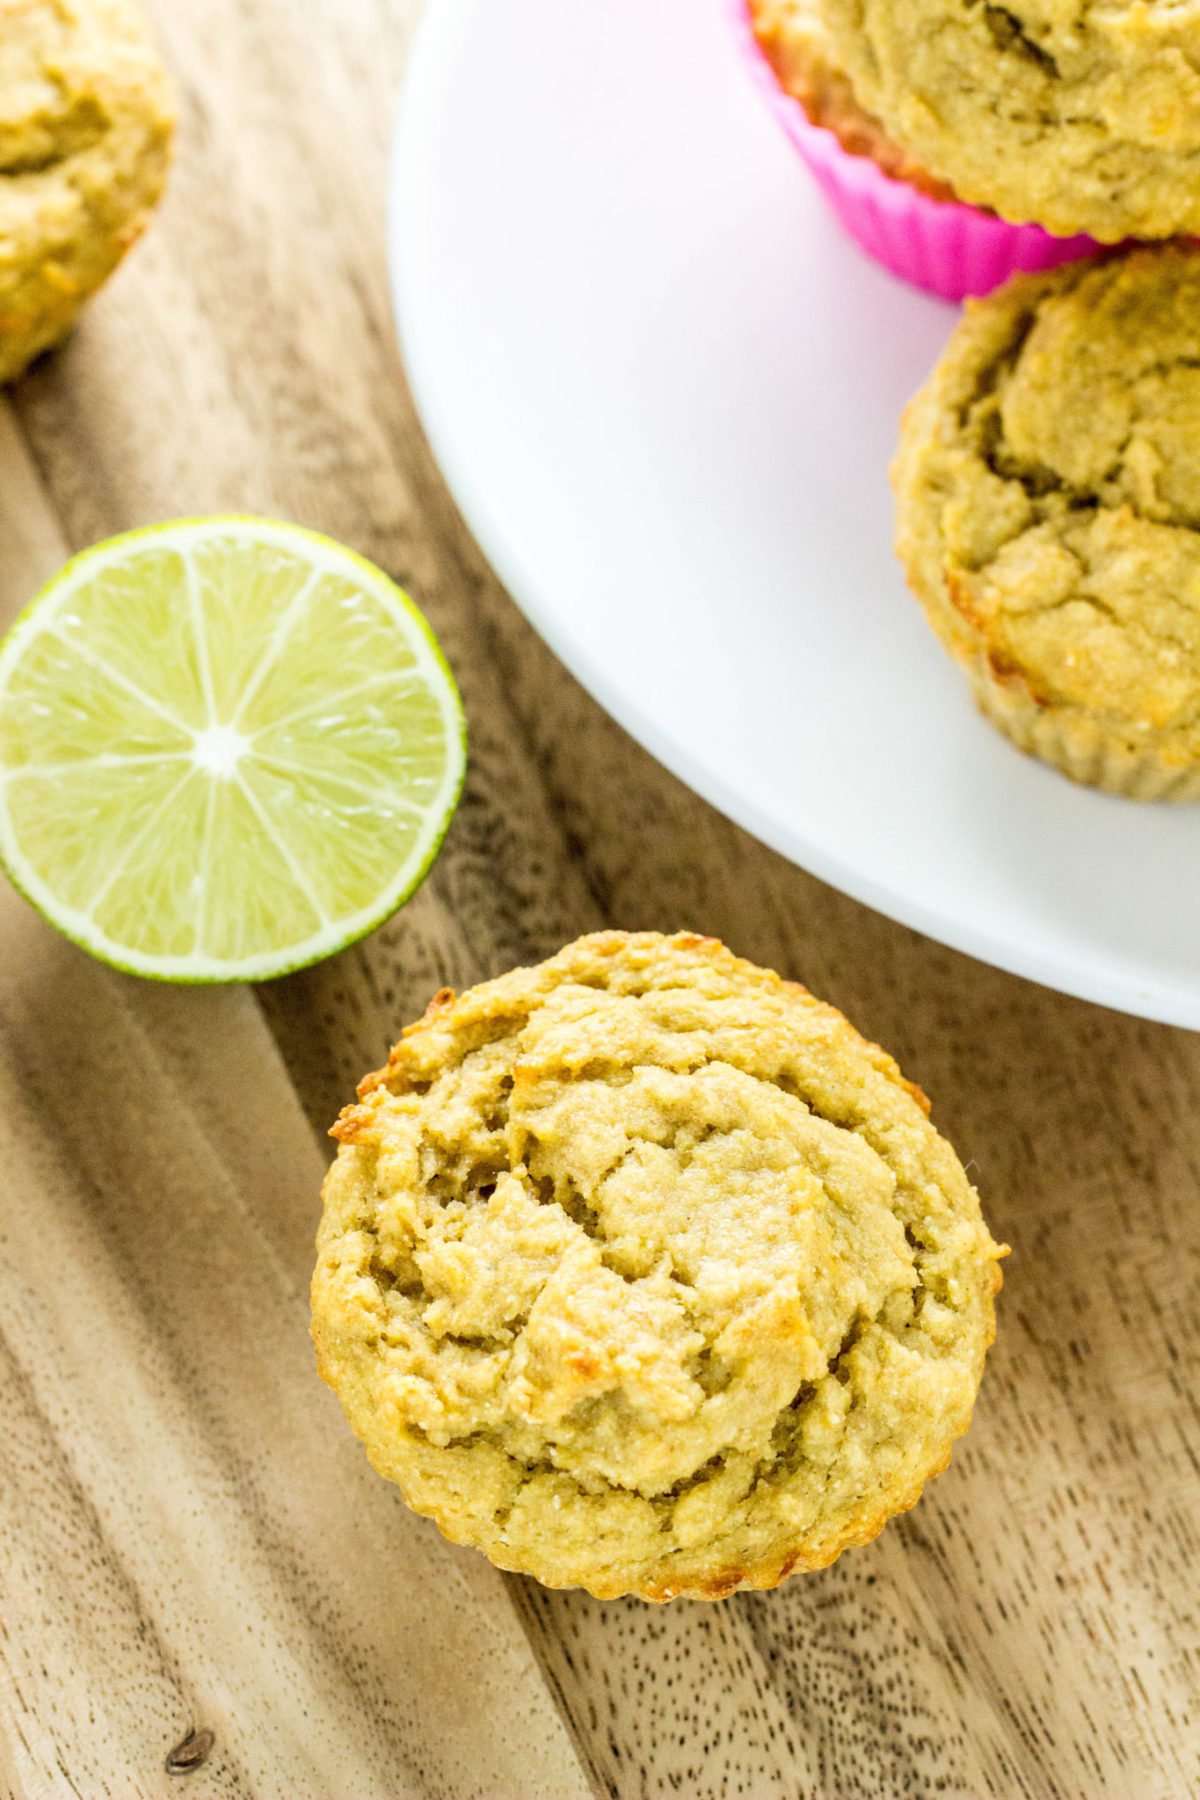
[0,0,174,383]
[822,0,1200,240]
[312,932,1004,1600]
[895,244,1200,799]
[748,0,955,201]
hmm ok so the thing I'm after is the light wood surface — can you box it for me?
[1,1,1198,1796]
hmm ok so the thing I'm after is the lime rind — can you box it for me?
[0,516,467,982]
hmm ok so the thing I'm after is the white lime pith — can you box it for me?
[0,517,466,981]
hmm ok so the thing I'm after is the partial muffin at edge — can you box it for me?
[894,243,1200,799]
[0,0,175,383]
[822,0,1200,240]
[312,930,1005,1601]
[748,0,955,201]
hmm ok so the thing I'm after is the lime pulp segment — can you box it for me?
[0,517,466,980]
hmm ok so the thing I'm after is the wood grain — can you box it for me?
[1,0,1199,1794]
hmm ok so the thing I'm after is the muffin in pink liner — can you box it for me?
[732,0,1099,304]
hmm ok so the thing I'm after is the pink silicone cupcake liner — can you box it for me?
[731,0,1099,304]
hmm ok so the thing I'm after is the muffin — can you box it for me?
[822,0,1200,242]
[0,0,174,384]
[736,0,1097,303]
[312,930,1005,1601]
[895,243,1200,800]
[748,0,952,200]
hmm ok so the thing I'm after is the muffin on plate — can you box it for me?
[822,0,1200,242]
[0,0,174,384]
[894,243,1200,800]
[748,0,952,199]
[736,0,1097,303]
[312,931,1005,1601]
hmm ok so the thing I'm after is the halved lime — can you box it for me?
[0,517,466,981]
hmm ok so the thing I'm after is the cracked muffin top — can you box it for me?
[312,932,1003,1600]
[821,0,1200,240]
[0,0,174,383]
[894,245,1200,791]
[748,0,955,200]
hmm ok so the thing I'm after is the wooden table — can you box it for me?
[1,2,1198,1795]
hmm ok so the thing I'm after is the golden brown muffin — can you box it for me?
[312,931,1005,1601]
[895,243,1200,799]
[0,0,174,384]
[748,0,955,201]
[822,0,1200,241]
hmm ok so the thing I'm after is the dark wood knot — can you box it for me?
[165,1728,215,1775]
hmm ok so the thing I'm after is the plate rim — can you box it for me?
[389,0,1199,1032]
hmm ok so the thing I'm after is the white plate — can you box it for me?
[391,0,1200,1030]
